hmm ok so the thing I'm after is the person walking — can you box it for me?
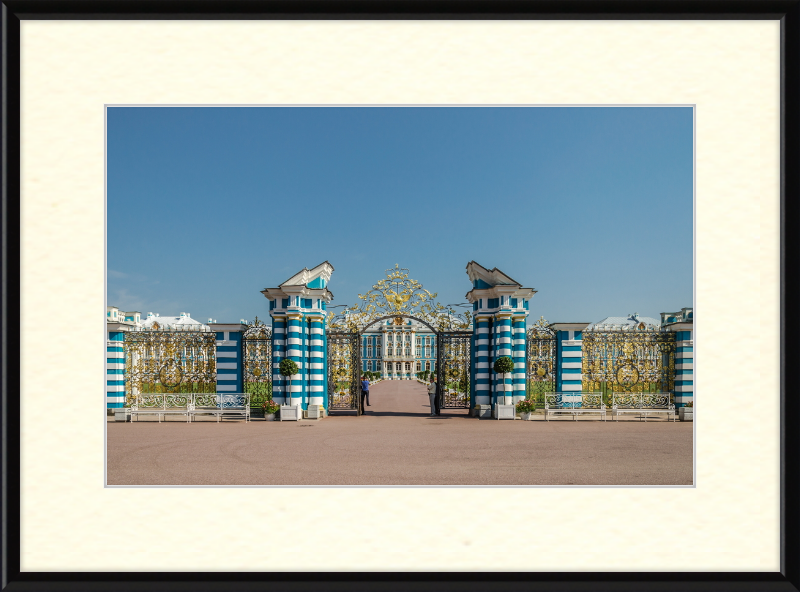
[427,376,437,417]
[361,375,370,414]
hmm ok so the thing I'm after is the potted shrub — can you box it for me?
[279,358,300,421]
[516,398,535,420]
[679,400,694,422]
[261,397,280,421]
[493,356,516,419]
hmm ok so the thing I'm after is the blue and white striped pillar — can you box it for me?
[511,313,527,403]
[472,315,492,408]
[668,326,694,407]
[286,312,304,406]
[552,326,585,392]
[106,331,126,408]
[307,313,326,410]
[493,311,513,405]
[209,324,246,393]
[271,315,288,404]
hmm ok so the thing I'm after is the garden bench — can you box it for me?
[130,393,250,422]
[130,394,191,422]
[611,392,675,421]
[189,393,250,422]
[544,392,606,421]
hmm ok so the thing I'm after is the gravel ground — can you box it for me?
[107,380,693,486]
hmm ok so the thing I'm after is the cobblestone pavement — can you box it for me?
[107,380,693,486]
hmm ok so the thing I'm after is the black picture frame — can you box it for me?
[1,2,795,591]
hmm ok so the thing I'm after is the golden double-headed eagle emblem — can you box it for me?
[386,290,411,309]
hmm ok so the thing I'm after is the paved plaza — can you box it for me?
[107,381,693,486]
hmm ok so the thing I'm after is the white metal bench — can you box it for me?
[130,394,191,422]
[190,393,250,422]
[611,392,675,422]
[544,392,606,421]
[130,393,250,422]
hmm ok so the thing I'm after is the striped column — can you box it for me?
[469,330,476,409]
[215,330,243,392]
[674,329,694,407]
[511,315,527,403]
[307,314,326,409]
[494,312,513,405]
[558,330,583,392]
[473,316,492,406]
[286,313,304,406]
[106,331,125,408]
[271,317,287,404]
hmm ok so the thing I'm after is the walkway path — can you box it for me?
[356,379,469,418]
[107,380,693,486]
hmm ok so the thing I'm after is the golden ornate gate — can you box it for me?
[526,317,556,406]
[326,331,361,413]
[124,329,216,402]
[581,329,676,404]
[242,318,273,412]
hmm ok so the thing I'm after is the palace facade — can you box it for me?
[361,317,437,379]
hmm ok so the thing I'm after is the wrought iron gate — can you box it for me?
[327,331,361,413]
[581,330,676,404]
[526,317,556,406]
[124,328,217,401]
[436,331,472,408]
[242,320,273,413]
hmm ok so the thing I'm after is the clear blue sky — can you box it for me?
[107,106,693,325]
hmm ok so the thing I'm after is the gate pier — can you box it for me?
[465,262,535,412]
[261,262,334,411]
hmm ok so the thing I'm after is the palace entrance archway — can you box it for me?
[325,266,473,415]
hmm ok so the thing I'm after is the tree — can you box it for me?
[279,358,299,406]
[493,356,515,404]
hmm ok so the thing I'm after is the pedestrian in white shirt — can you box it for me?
[427,377,437,417]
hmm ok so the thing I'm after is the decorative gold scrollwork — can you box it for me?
[326,264,471,332]
[526,317,556,403]
[582,329,676,397]
[125,329,216,403]
[243,317,273,408]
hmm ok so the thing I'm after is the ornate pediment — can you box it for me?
[326,264,471,332]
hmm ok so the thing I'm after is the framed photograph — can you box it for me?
[3,1,793,590]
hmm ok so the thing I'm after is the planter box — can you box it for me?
[679,408,694,422]
[114,409,131,422]
[494,404,516,420]
[280,405,300,421]
[304,405,322,420]
[476,406,492,419]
